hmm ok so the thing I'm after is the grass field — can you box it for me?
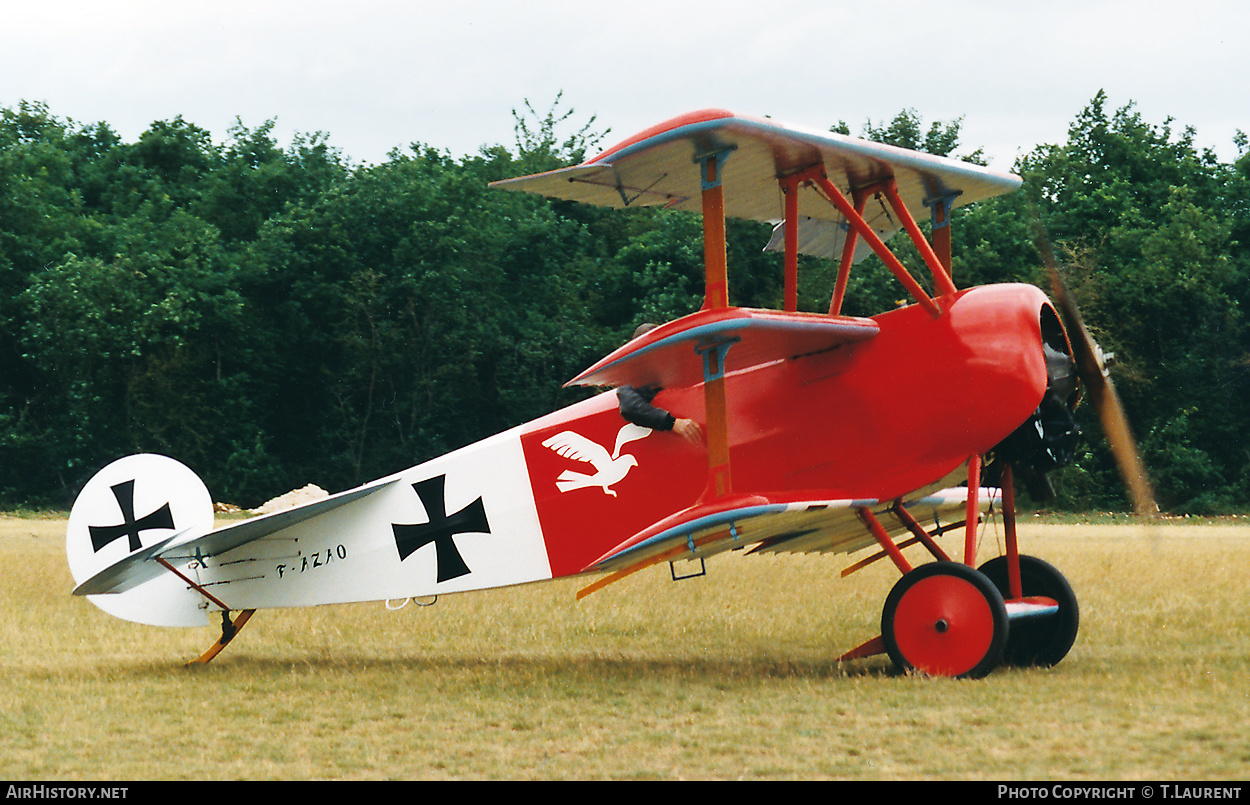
[3,511,1249,780]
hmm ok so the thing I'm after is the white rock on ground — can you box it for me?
[250,484,329,515]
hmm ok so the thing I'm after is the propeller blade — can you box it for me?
[1037,235,1159,517]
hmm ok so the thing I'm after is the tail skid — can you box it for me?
[189,609,256,665]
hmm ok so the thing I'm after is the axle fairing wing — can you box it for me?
[491,109,1021,261]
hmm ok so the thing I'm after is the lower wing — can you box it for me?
[577,484,999,598]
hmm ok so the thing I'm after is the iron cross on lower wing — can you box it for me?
[391,474,491,583]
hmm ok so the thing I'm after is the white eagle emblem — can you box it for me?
[541,424,651,497]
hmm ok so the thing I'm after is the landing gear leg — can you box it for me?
[983,463,1080,668]
[978,555,1078,667]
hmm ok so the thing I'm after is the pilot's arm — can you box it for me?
[617,385,703,446]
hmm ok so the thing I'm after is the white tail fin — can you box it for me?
[66,454,216,626]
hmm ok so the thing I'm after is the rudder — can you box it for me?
[66,454,216,626]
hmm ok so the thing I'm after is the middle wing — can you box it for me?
[569,305,878,390]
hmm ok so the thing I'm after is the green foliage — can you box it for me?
[1,94,1247,515]
[1011,91,1250,512]
[862,108,987,165]
[510,91,610,174]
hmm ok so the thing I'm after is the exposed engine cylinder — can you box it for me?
[987,311,1082,498]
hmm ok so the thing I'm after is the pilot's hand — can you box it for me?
[672,417,704,447]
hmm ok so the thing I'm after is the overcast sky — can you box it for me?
[3,0,1245,172]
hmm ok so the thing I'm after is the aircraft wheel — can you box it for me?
[881,561,1008,679]
[978,555,1079,668]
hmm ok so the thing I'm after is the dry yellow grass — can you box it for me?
[3,512,1249,780]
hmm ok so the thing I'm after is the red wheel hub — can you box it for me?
[885,565,1006,678]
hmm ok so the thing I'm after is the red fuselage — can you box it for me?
[519,283,1054,579]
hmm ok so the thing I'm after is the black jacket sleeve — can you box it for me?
[616,385,675,431]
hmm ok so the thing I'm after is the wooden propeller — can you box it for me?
[1036,234,1159,517]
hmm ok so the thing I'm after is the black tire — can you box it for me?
[881,561,1009,679]
[977,555,1079,668]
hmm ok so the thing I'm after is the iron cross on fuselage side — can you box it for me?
[88,479,176,553]
[391,475,491,583]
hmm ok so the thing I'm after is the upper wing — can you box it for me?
[491,109,1021,262]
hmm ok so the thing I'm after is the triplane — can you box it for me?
[66,109,1153,676]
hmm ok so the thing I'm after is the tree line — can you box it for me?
[2,93,1247,513]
